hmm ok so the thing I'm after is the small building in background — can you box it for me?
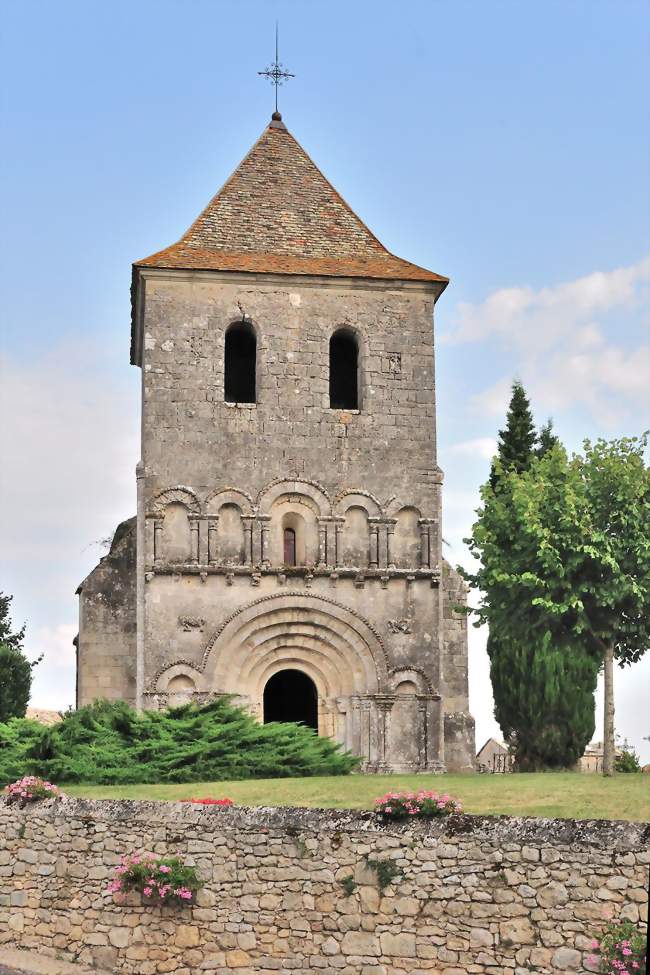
[476,738,513,773]
[578,742,624,773]
[25,708,62,727]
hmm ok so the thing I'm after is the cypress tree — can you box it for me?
[489,380,536,489]
[470,390,597,769]
[537,419,560,458]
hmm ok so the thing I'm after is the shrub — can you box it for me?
[615,748,642,773]
[108,852,202,907]
[0,698,360,785]
[586,920,646,974]
[4,775,63,806]
[374,790,462,820]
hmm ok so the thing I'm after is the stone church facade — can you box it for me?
[77,112,475,772]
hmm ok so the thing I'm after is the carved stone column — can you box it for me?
[368,519,381,569]
[242,516,254,565]
[259,515,271,567]
[385,519,397,569]
[153,518,163,564]
[189,516,200,564]
[317,518,328,566]
[418,518,435,569]
[207,515,219,565]
[334,518,345,567]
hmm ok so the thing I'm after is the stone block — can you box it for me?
[379,932,416,957]
[341,931,381,956]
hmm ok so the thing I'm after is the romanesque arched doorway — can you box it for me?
[263,669,318,731]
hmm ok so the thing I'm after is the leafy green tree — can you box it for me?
[0,593,26,650]
[574,436,650,775]
[0,645,32,722]
[466,448,601,768]
[0,593,38,722]
[464,437,650,775]
[614,747,641,773]
[489,380,536,489]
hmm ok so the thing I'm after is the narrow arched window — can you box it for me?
[283,527,297,566]
[329,328,359,409]
[224,322,256,403]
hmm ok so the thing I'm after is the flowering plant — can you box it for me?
[586,921,646,974]
[108,852,203,907]
[181,797,234,806]
[4,776,63,806]
[374,790,462,820]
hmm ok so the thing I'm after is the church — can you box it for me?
[76,110,475,773]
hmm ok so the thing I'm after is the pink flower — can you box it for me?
[159,865,171,873]
[142,887,153,897]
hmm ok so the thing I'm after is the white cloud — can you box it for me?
[448,256,650,424]
[450,437,497,460]
[444,255,650,348]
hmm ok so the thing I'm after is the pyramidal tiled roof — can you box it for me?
[135,115,447,285]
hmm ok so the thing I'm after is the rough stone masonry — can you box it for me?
[75,112,475,772]
[0,799,648,974]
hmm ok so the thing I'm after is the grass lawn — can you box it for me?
[67,772,649,822]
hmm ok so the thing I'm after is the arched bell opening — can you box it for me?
[263,668,318,732]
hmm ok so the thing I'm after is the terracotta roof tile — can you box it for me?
[135,118,447,286]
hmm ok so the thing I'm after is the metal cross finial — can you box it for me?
[258,22,295,114]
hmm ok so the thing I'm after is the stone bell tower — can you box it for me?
[76,112,475,772]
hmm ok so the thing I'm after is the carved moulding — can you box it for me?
[200,590,390,677]
[204,486,254,515]
[388,666,437,697]
[257,477,332,517]
[147,485,201,517]
[333,488,383,518]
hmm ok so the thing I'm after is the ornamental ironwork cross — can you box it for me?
[258,23,295,113]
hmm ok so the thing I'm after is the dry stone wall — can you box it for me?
[1,799,647,975]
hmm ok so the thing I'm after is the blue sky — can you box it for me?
[2,0,649,757]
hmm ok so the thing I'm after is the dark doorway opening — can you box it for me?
[263,669,318,731]
[329,329,359,409]
[224,322,256,403]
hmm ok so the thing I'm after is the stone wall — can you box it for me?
[76,518,137,707]
[1,799,647,974]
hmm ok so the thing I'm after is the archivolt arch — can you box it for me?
[389,666,435,696]
[202,592,388,699]
[334,489,382,518]
[257,479,331,517]
[385,498,423,519]
[205,487,254,516]
[148,486,201,516]
[154,661,207,694]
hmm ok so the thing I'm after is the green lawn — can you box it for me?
[67,772,649,822]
